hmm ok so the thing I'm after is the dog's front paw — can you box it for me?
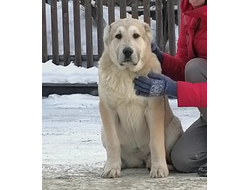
[150,165,169,178]
[101,166,121,178]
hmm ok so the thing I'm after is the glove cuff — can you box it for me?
[156,53,163,65]
[165,81,177,98]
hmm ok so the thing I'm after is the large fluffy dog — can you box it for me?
[98,18,183,178]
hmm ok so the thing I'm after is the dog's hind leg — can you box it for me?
[165,115,184,165]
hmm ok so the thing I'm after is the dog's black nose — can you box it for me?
[123,47,133,58]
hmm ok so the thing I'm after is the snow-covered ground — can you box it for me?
[42,94,204,189]
[42,94,199,166]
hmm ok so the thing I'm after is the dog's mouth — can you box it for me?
[124,57,132,62]
[120,60,138,66]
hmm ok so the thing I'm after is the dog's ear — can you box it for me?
[143,22,152,42]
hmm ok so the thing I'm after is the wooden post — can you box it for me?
[143,0,150,25]
[120,0,127,19]
[167,0,176,55]
[42,0,48,63]
[177,0,181,35]
[85,0,93,68]
[51,0,59,65]
[131,0,138,19]
[97,0,104,59]
[73,0,82,66]
[108,0,115,24]
[155,0,163,50]
[62,0,70,66]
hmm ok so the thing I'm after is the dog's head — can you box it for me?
[103,18,152,72]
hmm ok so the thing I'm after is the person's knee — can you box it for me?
[171,150,207,173]
[185,58,207,83]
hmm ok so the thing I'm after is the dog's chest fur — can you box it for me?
[99,65,151,160]
[101,67,149,126]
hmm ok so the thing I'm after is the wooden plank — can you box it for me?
[120,0,127,19]
[47,55,99,62]
[162,0,168,52]
[62,0,70,66]
[73,0,82,66]
[51,0,59,65]
[143,0,150,25]
[131,0,138,19]
[177,0,181,34]
[97,0,104,59]
[42,83,98,97]
[167,0,176,55]
[85,0,93,68]
[108,0,115,24]
[155,0,163,50]
[42,0,48,63]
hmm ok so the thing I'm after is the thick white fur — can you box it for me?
[98,18,183,178]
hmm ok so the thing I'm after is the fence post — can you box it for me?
[73,0,82,66]
[143,0,150,25]
[85,0,93,68]
[120,0,127,18]
[97,0,104,59]
[51,0,59,65]
[108,0,115,24]
[42,0,48,63]
[131,0,138,19]
[62,0,70,66]
[167,0,176,55]
[177,0,181,35]
[155,0,163,50]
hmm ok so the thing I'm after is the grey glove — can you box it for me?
[134,72,177,98]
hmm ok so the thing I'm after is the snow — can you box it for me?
[42,0,199,172]
[42,60,98,84]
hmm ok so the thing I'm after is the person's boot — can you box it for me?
[197,163,207,177]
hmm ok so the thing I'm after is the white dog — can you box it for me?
[98,18,183,178]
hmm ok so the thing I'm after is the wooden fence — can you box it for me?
[42,0,179,68]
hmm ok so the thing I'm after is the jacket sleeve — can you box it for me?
[161,11,190,82]
[177,81,207,108]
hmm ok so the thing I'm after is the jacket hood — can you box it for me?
[181,0,207,20]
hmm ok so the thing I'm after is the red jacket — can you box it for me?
[162,0,207,108]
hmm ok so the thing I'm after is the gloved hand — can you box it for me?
[134,72,177,98]
[151,42,164,64]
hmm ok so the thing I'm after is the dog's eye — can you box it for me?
[133,33,140,39]
[115,34,122,39]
